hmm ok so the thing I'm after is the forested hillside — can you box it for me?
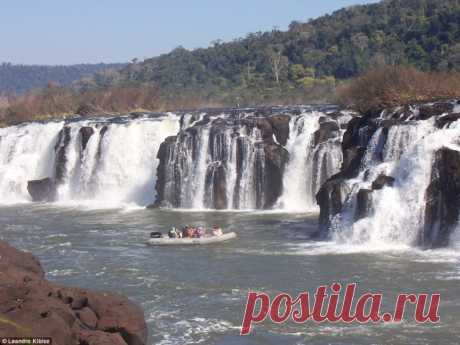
[2,0,460,125]
[80,0,460,104]
[0,63,125,95]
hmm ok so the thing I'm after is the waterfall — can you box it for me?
[0,107,351,211]
[331,116,460,248]
[0,115,180,207]
[157,112,268,210]
[0,122,63,203]
[277,111,345,212]
[55,117,180,207]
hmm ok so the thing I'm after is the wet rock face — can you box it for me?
[436,113,460,128]
[54,126,72,183]
[314,121,340,147]
[418,102,454,120]
[355,189,373,220]
[268,115,291,146]
[316,178,349,236]
[0,241,147,345]
[263,143,289,209]
[153,136,179,208]
[423,147,460,248]
[205,162,227,209]
[27,178,56,202]
[80,126,95,151]
[154,110,292,209]
[372,174,395,190]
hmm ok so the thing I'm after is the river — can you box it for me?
[1,204,459,345]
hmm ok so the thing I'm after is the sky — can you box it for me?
[1,0,377,65]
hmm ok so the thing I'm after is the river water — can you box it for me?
[1,205,459,344]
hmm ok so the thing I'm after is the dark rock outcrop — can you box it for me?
[371,174,395,190]
[355,189,373,220]
[316,178,350,236]
[436,113,460,128]
[27,178,56,202]
[152,135,179,208]
[422,147,460,248]
[314,121,340,146]
[418,102,454,120]
[263,143,289,209]
[0,241,147,345]
[80,127,95,151]
[54,126,72,183]
[205,162,227,209]
[267,115,290,146]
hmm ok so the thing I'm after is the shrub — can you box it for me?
[337,65,460,114]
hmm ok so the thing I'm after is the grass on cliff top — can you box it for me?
[337,65,460,114]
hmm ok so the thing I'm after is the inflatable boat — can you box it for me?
[146,232,237,246]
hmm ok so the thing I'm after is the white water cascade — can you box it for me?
[56,117,180,207]
[332,118,460,247]
[0,122,64,203]
[277,111,345,212]
[0,116,180,207]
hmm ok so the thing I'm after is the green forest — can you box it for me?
[80,0,460,105]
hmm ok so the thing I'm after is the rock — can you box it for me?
[205,162,227,209]
[79,330,128,345]
[268,115,290,146]
[340,147,367,178]
[27,178,55,202]
[0,241,148,345]
[423,147,460,248]
[355,189,373,220]
[255,118,275,143]
[54,126,72,183]
[435,113,460,128]
[263,143,289,209]
[0,241,44,276]
[342,117,366,150]
[418,102,454,120]
[80,127,95,151]
[57,287,89,309]
[371,174,395,190]
[313,121,340,146]
[77,307,98,329]
[316,177,350,236]
[154,136,180,208]
[90,292,147,345]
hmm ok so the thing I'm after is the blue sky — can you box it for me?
[1,0,377,65]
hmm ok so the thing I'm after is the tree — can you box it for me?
[265,45,288,85]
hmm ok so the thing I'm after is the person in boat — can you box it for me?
[196,226,205,238]
[211,225,223,237]
[182,226,189,238]
[187,226,196,238]
[168,227,180,238]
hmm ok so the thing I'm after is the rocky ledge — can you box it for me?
[0,241,147,345]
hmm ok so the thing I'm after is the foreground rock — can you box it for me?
[0,241,147,345]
